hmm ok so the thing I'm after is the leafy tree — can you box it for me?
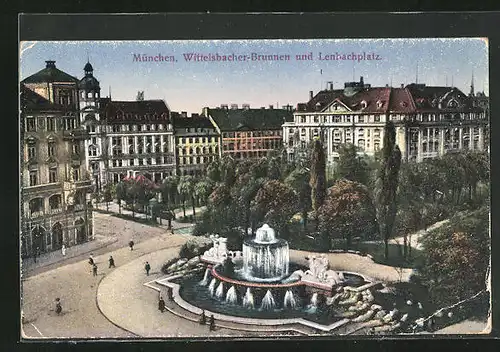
[375,120,402,260]
[251,179,298,237]
[114,181,127,214]
[418,207,490,306]
[177,175,195,218]
[285,167,311,228]
[335,143,370,186]
[160,176,179,208]
[103,183,114,212]
[309,139,327,224]
[220,155,237,188]
[318,179,378,249]
[206,158,222,183]
[194,180,214,206]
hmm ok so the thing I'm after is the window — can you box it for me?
[112,125,121,133]
[300,116,306,123]
[48,142,56,157]
[47,117,56,131]
[374,115,381,122]
[89,145,97,157]
[27,142,36,159]
[147,158,152,165]
[72,168,80,181]
[345,116,352,123]
[358,116,364,123]
[155,157,161,164]
[49,167,58,183]
[129,159,135,166]
[26,117,36,132]
[138,158,144,166]
[29,171,38,186]
[72,143,80,154]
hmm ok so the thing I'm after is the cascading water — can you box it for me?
[284,290,298,309]
[225,286,238,304]
[242,288,255,309]
[260,290,276,310]
[310,293,318,307]
[199,268,210,286]
[208,278,217,296]
[242,224,289,282]
[215,282,225,299]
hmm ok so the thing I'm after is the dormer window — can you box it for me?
[447,99,459,108]
[360,100,368,109]
[376,100,384,109]
[401,101,408,108]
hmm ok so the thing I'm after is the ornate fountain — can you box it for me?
[241,224,289,282]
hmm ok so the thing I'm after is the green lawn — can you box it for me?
[356,242,424,268]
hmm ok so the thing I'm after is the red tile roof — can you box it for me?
[103,100,171,124]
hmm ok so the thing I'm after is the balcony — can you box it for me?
[62,129,90,141]
[421,152,439,159]
[29,211,44,219]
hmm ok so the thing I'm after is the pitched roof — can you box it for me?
[20,85,64,111]
[103,100,171,123]
[21,62,78,84]
[173,114,214,129]
[298,83,482,114]
[207,108,293,131]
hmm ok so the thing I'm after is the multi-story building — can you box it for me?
[204,104,293,160]
[101,99,176,183]
[283,77,488,164]
[20,60,94,257]
[173,112,220,177]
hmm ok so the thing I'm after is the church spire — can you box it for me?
[470,70,475,96]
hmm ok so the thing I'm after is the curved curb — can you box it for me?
[94,274,140,338]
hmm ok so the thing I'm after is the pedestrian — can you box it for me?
[88,253,94,266]
[55,298,62,315]
[158,296,166,313]
[167,287,173,301]
[129,240,134,251]
[61,244,66,256]
[145,261,151,276]
[199,310,206,325]
[33,248,37,263]
[209,314,216,331]
[92,263,98,276]
[109,256,115,268]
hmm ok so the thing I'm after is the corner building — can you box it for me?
[20,61,94,257]
[283,77,488,164]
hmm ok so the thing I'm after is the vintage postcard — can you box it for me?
[19,37,491,339]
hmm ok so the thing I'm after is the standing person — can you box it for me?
[61,244,66,256]
[145,261,151,276]
[88,253,95,266]
[209,314,216,331]
[92,263,98,276]
[158,296,166,313]
[129,240,134,251]
[55,298,62,315]
[33,248,37,263]
[109,256,115,268]
[167,287,173,301]
[199,310,206,325]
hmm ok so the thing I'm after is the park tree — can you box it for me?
[103,183,114,212]
[194,179,215,206]
[177,175,195,218]
[251,179,298,238]
[335,143,370,186]
[285,167,311,228]
[309,139,327,224]
[317,179,378,249]
[160,176,179,209]
[114,181,127,214]
[375,120,402,260]
[418,207,490,307]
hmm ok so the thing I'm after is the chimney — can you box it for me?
[309,90,313,100]
[181,111,187,118]
[385,84,389,88]
[401,83,404,88]
[230,104,238,110]
[269,105,274,109]
[328,81,334,90]
[360,76,364,85]
[45,60,56,68]
[220,104,228,109]
[242,104,250,110]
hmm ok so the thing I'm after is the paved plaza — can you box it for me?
[20,209,487,339]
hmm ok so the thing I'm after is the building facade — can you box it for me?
[173,112,220,177]
[20,61,94,257]
[283,77,489,164]
[204,105,293,160]
[101,100,176,183]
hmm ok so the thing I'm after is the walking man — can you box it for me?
[88,253,95,266]
[209,314,216,331]
[109,256,115,268]
[129,240,135,251]
[158,296,166,313]
[55,298,62,315]
[199,310,207,325]
[145,261,151,276]
[92,263,98,276]
[61,244,66,256]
